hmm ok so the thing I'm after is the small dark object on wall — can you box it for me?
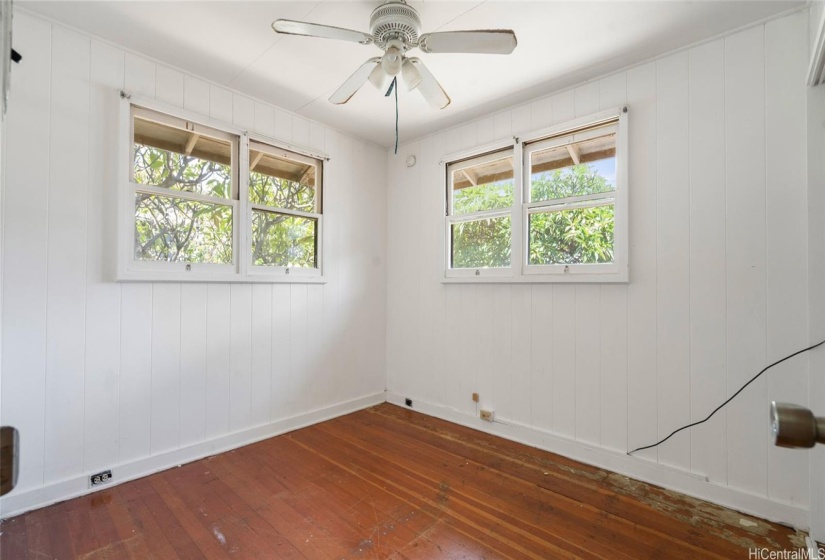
[11,48,21,63]
[1,426,19,496]
[405,398,413,407]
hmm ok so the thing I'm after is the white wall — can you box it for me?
[386,10,813,528]
[0,10,387,517]
[808,79,825,542]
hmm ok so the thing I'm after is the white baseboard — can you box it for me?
[385,391,810,531]
[0,392,386,520]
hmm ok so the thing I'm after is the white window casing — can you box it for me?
[441,107,629,283]
[116,91,327,283]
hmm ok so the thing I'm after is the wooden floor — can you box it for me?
[0,404,810,559]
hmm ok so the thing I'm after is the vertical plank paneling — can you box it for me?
[119,284,153,463]
[574,286,600,445]
[475,285,495,413]
[493,112,511,139]
[273,108,292,143]
[253,102,274,137]
[765,11,809,505]
[2,13,52,492]
[232,95,255,131]
[550,90,575,125]
[179,284,207,446]
[204,284,231,439]
[688,39,727,483]
[552,285,576,438]
[600,286,627,452]
[725,25,767,496]
[84,39,124,472]
[476,116,494,145]
[491,286,513,418]
[309,122,325,152]
[124,53,155,98]
[625,62,658,462]
[511,105,531,136]
[43,27,90,483]
[250,285,272,426]
[292,117,309,147]
[458,285,478,414]
[289,285,308,416]
[183,75,210,116]
[229,284,252,432]
[155,66,184,108]
[530,97,552,129]
[209,85,232,122]
[510,285,532,426]
[306,284,324,404]
[150,284,181,454]
[270,284,291,421]
[460,122,477,150]
[655,52,691,470]
[530,285,553,431]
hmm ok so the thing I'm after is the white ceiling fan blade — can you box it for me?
[408,58,450,110]
[272,19,373,45]
[329,58,381,105]
[418,30,517,54]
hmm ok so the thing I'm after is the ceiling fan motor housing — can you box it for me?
[370,0,422,49]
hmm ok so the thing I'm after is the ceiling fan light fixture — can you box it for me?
[381,45,403,76]
[401,58,421,90]
[368,62,388,90]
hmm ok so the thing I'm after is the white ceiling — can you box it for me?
[20,0,804,147]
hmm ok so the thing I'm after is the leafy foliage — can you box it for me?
[132,144,319,268]
[452,216,511,268]
[133,145,233,263]
[452,179,513,214]
[451,160,615,268]
[249,171,317,267]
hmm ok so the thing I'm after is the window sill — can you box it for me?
[440,270,628,284]
[116,270,327,284]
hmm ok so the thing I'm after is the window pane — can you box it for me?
[451,154,514,214]
[134,193,233,264]
[530,133,616,202]
[133,117,232,198]
[251,210,317,268]
[249,148,317,212]
[451,215,511,269]
[528,204,614,265]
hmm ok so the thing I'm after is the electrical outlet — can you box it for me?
[405,398,413,407]
[480,410,494,422]
[90,469,112,487]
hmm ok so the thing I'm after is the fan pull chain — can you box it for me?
[385,77,399,155]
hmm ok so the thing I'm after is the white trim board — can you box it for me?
[0,392,385,520]
[385,392,810,531]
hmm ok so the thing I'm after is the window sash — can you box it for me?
[127,183,239,272]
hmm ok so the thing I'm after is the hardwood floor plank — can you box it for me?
[0,514,28,559]
[0,403,808,559]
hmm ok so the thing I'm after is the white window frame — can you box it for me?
[116,92,327,283]
[441,107,628,283]
[445,144,517,279]
[245,136,324,279]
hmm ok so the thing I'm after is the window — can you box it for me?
[446,148,514,273]
[248,141,322,274]
[118,97,325,282]
[443,108,627,282]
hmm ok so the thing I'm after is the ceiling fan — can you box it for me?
[272,0,517,110]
